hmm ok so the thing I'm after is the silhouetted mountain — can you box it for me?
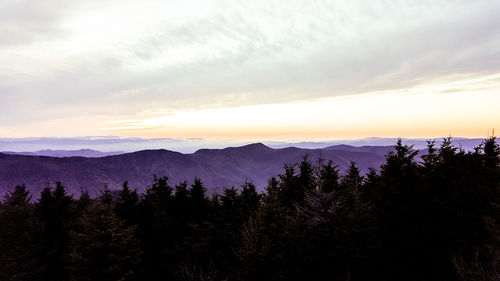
[0,143,388,197]
[268,138,484,150]
[0,137,485,153]
[324,144,395,155]
[2,149,123,158]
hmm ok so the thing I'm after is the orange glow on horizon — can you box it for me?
[1,74,498,141]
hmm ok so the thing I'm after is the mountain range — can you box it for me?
[1,149,123,158]
[0,137,485,153]
[0,143,395,198]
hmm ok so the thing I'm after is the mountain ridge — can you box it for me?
[0,143,404,198]
[2,149,124,158]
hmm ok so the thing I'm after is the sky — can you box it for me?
[0,0,499,141]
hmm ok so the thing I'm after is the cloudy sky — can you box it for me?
[1,0,499,141]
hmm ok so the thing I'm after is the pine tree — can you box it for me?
[279,164,299,207]
[240,181,260,220]
[189,177,209,223]
[297,155,315,194]
[36,182,73,281]
[143,176,173,204]
[375,139,423,280]
[172,181,190,223]
[422,139,439,172]
[318,160,340,193]
[115,181,139,226]
[483,136,499,169]
[0,185,41,281]
[340,161,363,191]
[238,178,295,281]
[67,201,142,281]
[136,176,173,281]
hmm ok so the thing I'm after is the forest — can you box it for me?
[0,138,498,281]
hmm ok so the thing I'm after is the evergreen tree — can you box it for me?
[36,182,73,281]
[189,177,209,223]
[143,175,173,205]
[67,201,142,281]
[297,155,315,193]
[422,139,439,172]
[279,164,299,207]
[375,139,424,280]
[483,136,499,168]
[76,189,91,211]
[238,178,295,281]
[0,185,41,281]
[115,181,139,225]
[0,138,496,281]
[171,181,190,223]
[99,185,114,204]
[240,181,260,220]
[318,160,340,193]
[136,176,173,281]
[211,187,244,277]
[340,161,363,192]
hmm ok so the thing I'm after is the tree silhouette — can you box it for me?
[0,137,497,281]
[67,201,141,281]
[36,182,72,281]
[0,185,41,281]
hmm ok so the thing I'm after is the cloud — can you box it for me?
[0,0,499,136]
[0,0,72,45]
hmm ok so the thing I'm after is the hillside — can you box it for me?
[0,143,387,197]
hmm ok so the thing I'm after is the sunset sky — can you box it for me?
[1,0,499,141]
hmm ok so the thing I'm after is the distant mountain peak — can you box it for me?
[241,142,270,149]
[194,142,271,155]
[225,142,272,152]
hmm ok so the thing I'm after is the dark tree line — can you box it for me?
[0,138,498,281]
